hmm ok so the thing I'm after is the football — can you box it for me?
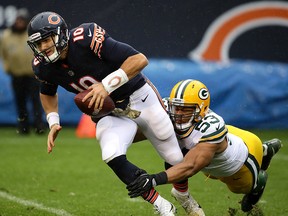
[74,89,115,118]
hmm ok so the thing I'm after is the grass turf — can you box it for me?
[0,127,287,216]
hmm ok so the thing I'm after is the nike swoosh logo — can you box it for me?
[88,29,92,37]
[141,94,149,102]
[169,204,174,213]
[142,178,149,188]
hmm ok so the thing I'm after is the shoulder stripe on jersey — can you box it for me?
[201,125,227,139]
[90,24,105,58]
[199,125,228,143]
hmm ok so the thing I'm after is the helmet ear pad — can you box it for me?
[27,11,69,64]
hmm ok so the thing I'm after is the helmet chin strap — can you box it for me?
[175,115,195,132]
[44,49,60,63]
[175,122,192,132]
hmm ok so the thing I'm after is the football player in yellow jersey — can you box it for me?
[127,79,282,214]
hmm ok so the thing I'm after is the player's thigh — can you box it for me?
[219,165,253,194]
[136,104,183,165]
[131,84,183,164]
[227,125,263,166]
[132,86,174,141]
[96,116,137,162]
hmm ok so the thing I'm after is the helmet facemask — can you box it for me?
[28,26,68,64]
[169,99,203,133]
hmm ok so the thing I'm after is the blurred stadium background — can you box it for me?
[0,0,287,128]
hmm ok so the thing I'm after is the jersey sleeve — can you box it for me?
[72,23,139,64]
[88,23,106,58]
[38,81,58,96]
[70,23,106,58]
[100,36,139,63]
[196,111,228,144]
[32,58,58,96]
[90,23,140,62]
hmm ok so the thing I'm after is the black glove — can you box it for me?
[126,171,168,198]
[127,173,156,198]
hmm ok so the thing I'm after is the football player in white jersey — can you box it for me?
[127,79,282,214]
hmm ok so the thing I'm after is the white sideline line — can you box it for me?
[0,191,73,216]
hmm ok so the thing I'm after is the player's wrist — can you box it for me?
[102,68,129,94]
[152,171,168,186]
[46,112,60,129]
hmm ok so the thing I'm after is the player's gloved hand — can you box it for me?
[127,171,168,198]
[134,168,147,176]
[127,173,156,198]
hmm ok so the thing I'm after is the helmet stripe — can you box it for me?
[176,79,193,99]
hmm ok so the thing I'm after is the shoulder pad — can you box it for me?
[196,111,227,144]
[71,23,106,58]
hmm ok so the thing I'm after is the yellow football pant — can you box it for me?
[207,125,263,194]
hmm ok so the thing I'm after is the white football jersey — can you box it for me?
[178,110,248,177]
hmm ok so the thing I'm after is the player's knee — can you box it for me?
[96,117,121,163]
[165,152,183,165]
[96,116,113,140]
[102,143,119,163]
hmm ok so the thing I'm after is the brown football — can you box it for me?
[74,89,115,117]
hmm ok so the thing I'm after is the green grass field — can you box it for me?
[0,127,287,216]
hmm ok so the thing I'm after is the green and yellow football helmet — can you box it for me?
[168,79,210,132]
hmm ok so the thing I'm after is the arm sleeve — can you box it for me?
[39,82,58,96]
[40,83,58,96]
[35,74,58,96]
[101,36,139,64]
[32,60,58,96]
[86,23,139,64]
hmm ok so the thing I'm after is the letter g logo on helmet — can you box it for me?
[199,88,209,100]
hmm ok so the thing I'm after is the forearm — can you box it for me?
[159,144,216,184]
[154,163,198,185]
[120,53,148,79]
[102,53,148,94]
[155,153,209,185]
[165,152,212,183]
[127,146,215,198]
[40,93,58,114]
[165,164,199,183]
[40,93,60,128]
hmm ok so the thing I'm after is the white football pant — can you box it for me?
[96,83,183,165]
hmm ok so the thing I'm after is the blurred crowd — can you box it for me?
[0,8,45,135]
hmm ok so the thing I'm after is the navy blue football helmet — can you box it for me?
[27,11,69,64]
